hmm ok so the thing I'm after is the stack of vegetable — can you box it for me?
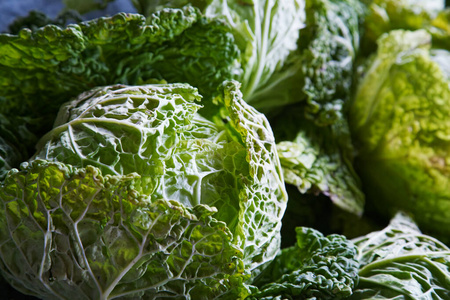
[0,0,449,299]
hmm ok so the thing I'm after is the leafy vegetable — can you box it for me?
[265,0,365,216]
[122,0,307,114]
[294,0,363,126]
[0,82,287,299]
[350,212,450,299]
[348,29,450,238]
[276,115,364,215]
[61,0,363,123]
[249,227,359,299]
[200,0,305,112]
[192,0,363,122]
[361,0,446,52]
[0,5,239,161]
[2,1,450,299]
[0,161,247,299]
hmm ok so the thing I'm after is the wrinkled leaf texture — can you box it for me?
[266,0,365,216]
[0,5,239,162]
[0,82,287,299]
[349,29,450,238]
[350,212,450,299]
[248,227,359,299]
[276,116,364,216]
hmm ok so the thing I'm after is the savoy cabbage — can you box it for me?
[0,82,287,299]
[1,0,450,299]
[348,28,450,239]
[351,212,450,299]
[0,5,239,169]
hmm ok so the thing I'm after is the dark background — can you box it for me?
[0,0,137,33]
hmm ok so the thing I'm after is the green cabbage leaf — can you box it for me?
[0,82,287,299]
[248,227,359,299]
[0,5,239,163]
[275,116,364,216]
[200,0,305,112]
[262,0,365,216]
[350,212,450,299]
[361,0,446,51]
[293,0,363,126]
[0,161,248,300]
[348,29,450,238]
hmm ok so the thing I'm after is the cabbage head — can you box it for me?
[0,81,287,299]
[348,29,450,239]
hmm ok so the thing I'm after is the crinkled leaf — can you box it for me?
[362,0,445,52]
[0,6,239,147]
[214,81,288,275]
[200,0,306,112]
[350,212,450,299]
[29,82,287,282]
[0,160,248,299]
[295,0,363,126]
[348,29,450,238]
[274,110,364,216]
[34,84,213,183]
[248,227,359,299]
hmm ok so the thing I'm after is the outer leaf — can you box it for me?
[277,119,364,215]
[27,82,287,285]
[348,29,450,238]
[214,81,288,275]
[201,0,305,111]
[273,108,364,215]
[296,0,363,126]
[34,84,213,184]
[0,160,248,300]
[362,0,445,52]
[350,212,450,299]
[0,6,239,147]
[260,0,365,215]
[249,227,359,299]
